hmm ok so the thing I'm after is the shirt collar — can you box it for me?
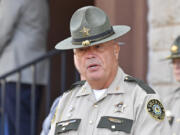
[76,82,92,97]
[106,67,126,94]
[76,67,126,97]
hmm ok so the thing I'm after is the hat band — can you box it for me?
[72,27,115,45]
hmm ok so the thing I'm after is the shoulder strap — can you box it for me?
[124,76,155,94]
[56,80,86,122]
[69,80,86,90]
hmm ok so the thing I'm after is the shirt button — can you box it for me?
[62,127,66,131]
[111,125,116,129]
[67,113,72,118]
[69,106,74,112]
[94,104,98,108]
[89,120,93,124]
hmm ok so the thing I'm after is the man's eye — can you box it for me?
[95,45,101,49]
[78,48,86,51]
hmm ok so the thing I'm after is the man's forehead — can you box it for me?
[173,58,180,62]
[73,40,116,50]
[99,40,116,45]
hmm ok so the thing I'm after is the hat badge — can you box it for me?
[80,26,90,37]
[80,26,91,46]
[171,45,178,53]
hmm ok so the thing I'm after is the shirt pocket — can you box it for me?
[97,116,133,134]
[55,119,81,135]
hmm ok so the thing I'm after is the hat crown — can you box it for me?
[166,35,180,59]
[171,36,180,55]
[70,6,112,40]
[55,6,130,50]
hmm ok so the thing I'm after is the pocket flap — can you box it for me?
[55,119,81,134]
[97,116,133,133]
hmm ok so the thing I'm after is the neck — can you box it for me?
[87,67,118,90]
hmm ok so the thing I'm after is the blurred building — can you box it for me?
[147,0,180,108]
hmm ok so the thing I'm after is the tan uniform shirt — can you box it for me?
[166,88,180,135]
[49,68,171,135]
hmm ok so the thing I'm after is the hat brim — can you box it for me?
[165,54,180,60]
[55,25,130,50]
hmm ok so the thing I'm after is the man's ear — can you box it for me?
[114,44,120,59]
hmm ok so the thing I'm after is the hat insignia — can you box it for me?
[82,40,90,46]
[171,45,178,53]
[80,26,90,37]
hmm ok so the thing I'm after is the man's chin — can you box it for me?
[175,72,180,81]
[176,77,180,82]
[86,74,103,81]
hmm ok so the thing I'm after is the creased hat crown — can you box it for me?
[70,6,112,42]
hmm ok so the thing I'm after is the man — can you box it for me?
[0,0,49,135]
[49,6,170,135]
[165,35,180,135]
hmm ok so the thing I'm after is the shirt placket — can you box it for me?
[82,93,104,135]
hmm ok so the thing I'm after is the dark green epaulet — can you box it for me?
[124,76,155,94]
[69,80,86,90]
[175,87,180,93]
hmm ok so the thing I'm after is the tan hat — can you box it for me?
[55,6,130,50]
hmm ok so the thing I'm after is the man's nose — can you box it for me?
[176,62,180,67]
[85,48,96,59]
[86,53,96,59]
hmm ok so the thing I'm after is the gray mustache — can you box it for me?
[86,58,101,68]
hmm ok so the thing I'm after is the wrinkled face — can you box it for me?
[172,58,180,82]
[73,40,120,83]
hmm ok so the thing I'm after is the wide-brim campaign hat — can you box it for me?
[55,6,131,50]
[166,36,180,60]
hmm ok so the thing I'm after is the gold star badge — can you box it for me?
[80,26,90,37]
[171,45,178,53]
[114,102,126,113]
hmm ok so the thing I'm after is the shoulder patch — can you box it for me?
[146,99,165,121]
[63,80,86,94]
[124,76,155,94]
